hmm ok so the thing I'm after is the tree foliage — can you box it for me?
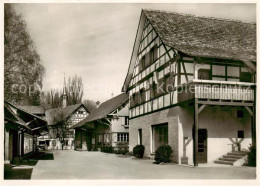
[4,4,45,105]
[83,99,98,113]
[41,75,84,109]
[50,109,70,150]
[65,75,84,105]
[40,89,62,109]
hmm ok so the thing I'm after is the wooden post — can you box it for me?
[194,99,199,166]
[4,127,9,161]
[252,105,256,147]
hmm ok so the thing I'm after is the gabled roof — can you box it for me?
[122,9,256,91]
[18,105,45,115]
[4,100,47,134]
[45,103,88,126]
[143,9,256,62]
[71,93,129,129]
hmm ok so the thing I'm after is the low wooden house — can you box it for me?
[45,103,89,150]
[72,93,129,151]
[122,9,256,166]
[4,100,48,164]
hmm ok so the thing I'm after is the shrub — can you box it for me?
[155,145,173,163]
[133,145,145,158]
[101,145,113,153]
[247,145,256,167]
[116,142,129,155]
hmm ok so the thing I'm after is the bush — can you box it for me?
[247,145,256,167]
[116,142,129,155]
[133,145,145,158]
[101,145,113,153]
[155,145,173,163]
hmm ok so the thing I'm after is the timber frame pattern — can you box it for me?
[123,10,256,166]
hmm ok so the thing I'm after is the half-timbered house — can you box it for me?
[72,93,129,151]
[122,10,256,166]
[45,103,89,150]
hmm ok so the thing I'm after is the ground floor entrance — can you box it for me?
[197,129,207,163]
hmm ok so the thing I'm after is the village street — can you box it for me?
[30,150,256,179]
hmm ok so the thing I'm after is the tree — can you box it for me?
[4,4,45,105]
[83,99,98,113]
[40,89,62,109]
[40,75,84,108]
[65,75,83,105]
[51,108,70,150]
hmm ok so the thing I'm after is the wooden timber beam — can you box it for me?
[181,61,189,82]
[245,106,253,116]
[197,100,253,107]
[198,105,206,114]
[242,60,256,74]
[97,119,110,126]
[26,119,35,126]
[194,99,199,167]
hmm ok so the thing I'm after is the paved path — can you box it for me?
[31,150,256,179]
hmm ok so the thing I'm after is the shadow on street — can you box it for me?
[4,151,54,180]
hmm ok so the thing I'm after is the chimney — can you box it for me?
[62,73,67,108]
[96,101,100,108]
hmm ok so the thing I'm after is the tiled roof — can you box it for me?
[45,103,87,126]
[72,93,128,129]
[18,105,45,115]
[143,9,256,61]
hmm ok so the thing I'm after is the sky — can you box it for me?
[12,3,256,102]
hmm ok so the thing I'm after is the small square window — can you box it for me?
[238,130,244,138]
[237,110,244,118]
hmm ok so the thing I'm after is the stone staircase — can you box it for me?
[214,151,249,166]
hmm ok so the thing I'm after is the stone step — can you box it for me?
[214,160,233,165]
[223,155,243,159]
[219,157,238,162]
[228,151,249,155]
[227,153,245,157]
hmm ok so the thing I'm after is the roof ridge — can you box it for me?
[143,9,256,25]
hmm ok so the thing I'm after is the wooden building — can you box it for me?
[4,100,48,164]
[122,10,256,166]
[72,93,129,151]
[45,103,89,150]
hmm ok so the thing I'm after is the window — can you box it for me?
[140,88,146,103]
[133,93,138,105]
[237,110,244,118]
[212,65,225,76]
[125,117,129,126]
[151,82,157,99]
[238,130,244,138]
[227,66,239,77]
[78,110,84,114]
[240,72,252,83]
[198,69,211,80]
[24,134,33,154]
[150,45,157,63]
[117,133,129,142]
[138,129,142,145]
[152,124,168,152]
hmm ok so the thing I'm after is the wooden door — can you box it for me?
[198,129,207,163]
